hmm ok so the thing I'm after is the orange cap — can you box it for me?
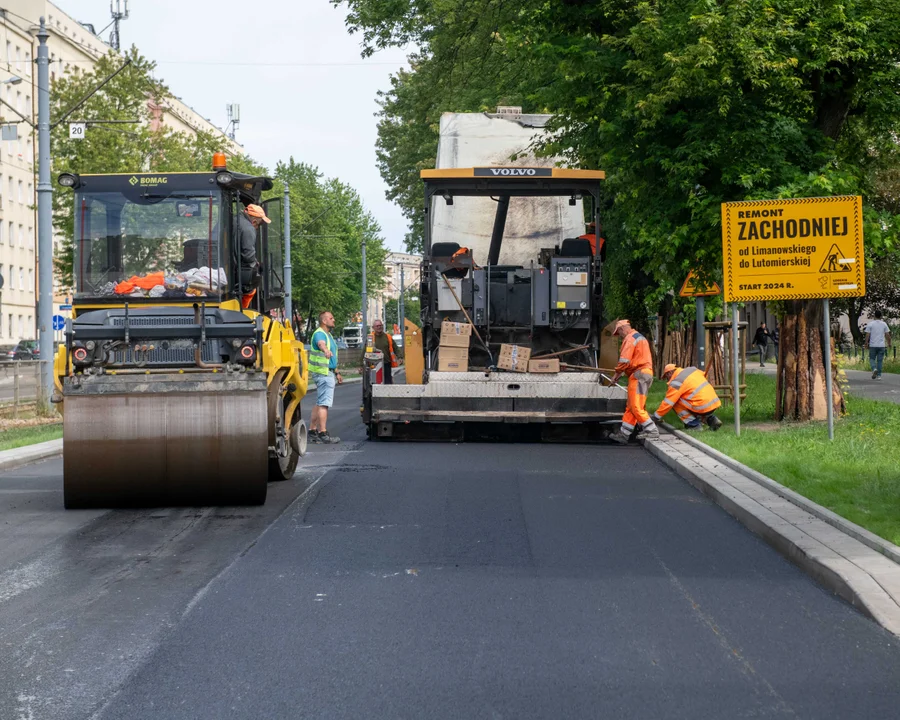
[613,319,631,334]
[663,363,677,376]
[246,204,271,224]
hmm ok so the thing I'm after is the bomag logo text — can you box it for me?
[129,176,168,186]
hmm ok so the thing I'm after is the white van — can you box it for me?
[342,325,362,348]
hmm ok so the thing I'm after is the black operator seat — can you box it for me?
[560,238,593,258]
[432,242,470,279]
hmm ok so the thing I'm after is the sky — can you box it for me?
[53,0,412,250]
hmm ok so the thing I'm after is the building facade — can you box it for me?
[0,1,240,343]
[369,252,422,328]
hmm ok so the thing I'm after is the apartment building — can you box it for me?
[0,1,241,342]
[369,252,422,326]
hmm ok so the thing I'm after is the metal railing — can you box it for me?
[0,360,40,416]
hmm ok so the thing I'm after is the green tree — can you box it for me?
[277,159,388,334]
[384,286,421,331]
[337,0,900,419]
[50,47,251,287]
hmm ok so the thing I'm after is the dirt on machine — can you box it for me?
[54,156,308,508]
[362,112,627,441]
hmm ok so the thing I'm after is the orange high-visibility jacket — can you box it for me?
[655,366,721,418]
[615,329,653,376]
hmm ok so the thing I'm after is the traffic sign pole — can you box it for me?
[824,299,834,441]
[732,303,741,437]
[696,297,706,371]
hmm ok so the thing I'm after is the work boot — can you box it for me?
[608,429,630,445]
[635,423,660,441]
[683,420,702,430]
[318,432,341,444]
[872,370,878,379]
[309,430,322,444]
[706,415,723,432]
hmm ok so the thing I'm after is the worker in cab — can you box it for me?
[652,364,723,431]
[608,319,658,444]
[371,319,400,384]
[238,203,269,308]
[578,221,604,256]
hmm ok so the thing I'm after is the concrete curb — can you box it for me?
[661,421,900,566]
[644,431,900,636]
[0,438,63,473]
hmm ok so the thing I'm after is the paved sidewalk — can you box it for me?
[0,438,63,472]
[747,361,900,405]
[645,432,900,635]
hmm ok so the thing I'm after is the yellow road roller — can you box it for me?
[53,156,308,508]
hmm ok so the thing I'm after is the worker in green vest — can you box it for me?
[308,310,343,444]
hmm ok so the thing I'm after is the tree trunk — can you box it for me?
[797,307,810,421]
[777,301,845,422]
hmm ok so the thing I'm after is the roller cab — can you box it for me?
[55,163,307,508]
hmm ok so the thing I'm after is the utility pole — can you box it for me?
[399,264,405,334]
[283,186,292,325]
[36,17,52,411]
[361,234,368,336]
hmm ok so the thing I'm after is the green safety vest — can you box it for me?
[309,327,336,375]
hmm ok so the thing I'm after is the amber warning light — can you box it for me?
[212,152,227,170]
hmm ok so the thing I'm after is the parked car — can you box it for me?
[10,339,38,360]
[0,344,16,362]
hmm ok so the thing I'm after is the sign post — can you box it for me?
[722,195,865,440]
[680,270,721,372]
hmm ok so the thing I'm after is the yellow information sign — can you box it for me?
[679,270,721,298]
[721,196,865,302]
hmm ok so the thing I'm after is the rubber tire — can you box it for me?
[268,377,300,482]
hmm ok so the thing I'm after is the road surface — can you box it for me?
[1,382,899,719]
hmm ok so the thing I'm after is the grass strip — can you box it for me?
[0,423,63,452]
[645,372,900,546]
[837,353,900,375]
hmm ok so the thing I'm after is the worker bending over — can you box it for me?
[652,364,723,431]
[608,319,658,444]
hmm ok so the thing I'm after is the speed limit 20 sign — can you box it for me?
[69,122,86,140]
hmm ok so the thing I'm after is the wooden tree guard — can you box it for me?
[703,320,747,403]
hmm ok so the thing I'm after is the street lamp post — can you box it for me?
[35,18,52,411]
[361,233,368,338]
[398,264,405,335]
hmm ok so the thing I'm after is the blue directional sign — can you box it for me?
[52,314,65,331]
[60,304,73,310]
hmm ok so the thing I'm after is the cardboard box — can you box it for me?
[497,344,531,372]
[528,358,560,374]
[440,320,473,348]
[437,346,469,372]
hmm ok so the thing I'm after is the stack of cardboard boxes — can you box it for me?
[438,321,472,371]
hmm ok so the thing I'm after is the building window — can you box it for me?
[15,91,21,114]
[7,314,12,339]
[25,52,30,76]
[28,226,33,249]
[6,43,10,65]
[15,46,21,72]
[17,181,22,203]
[19,267,23,290]
[28,268,32,291]
[0,222,3,245]
[18,224,23,247]
[8,222,13,245]
[27,183,32,203]
[18,315,23,338]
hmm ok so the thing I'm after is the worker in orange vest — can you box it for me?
[652,364,723,430]
[608,319,658,444]
[371,319,399,384]
[578,221,604,256]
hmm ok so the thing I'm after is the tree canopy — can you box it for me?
[50,46,387,327]
[336,0,900,321]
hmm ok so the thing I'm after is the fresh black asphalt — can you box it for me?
[1,382,899,719]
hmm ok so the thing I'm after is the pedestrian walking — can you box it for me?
[308,311,343,444]
[371,320,399,385]
[864,310,892,380]
[753,322,771,367]
[651,364,723,431]
[607,319,658,444]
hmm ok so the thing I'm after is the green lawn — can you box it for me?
[837,352,900,375]
[648,373,900,546]
[0,423,63,452]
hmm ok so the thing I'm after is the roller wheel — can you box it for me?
[268,377,300,482]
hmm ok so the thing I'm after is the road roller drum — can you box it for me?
[63,373,269,508]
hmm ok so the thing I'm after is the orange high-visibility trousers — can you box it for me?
[620,369,653,434]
